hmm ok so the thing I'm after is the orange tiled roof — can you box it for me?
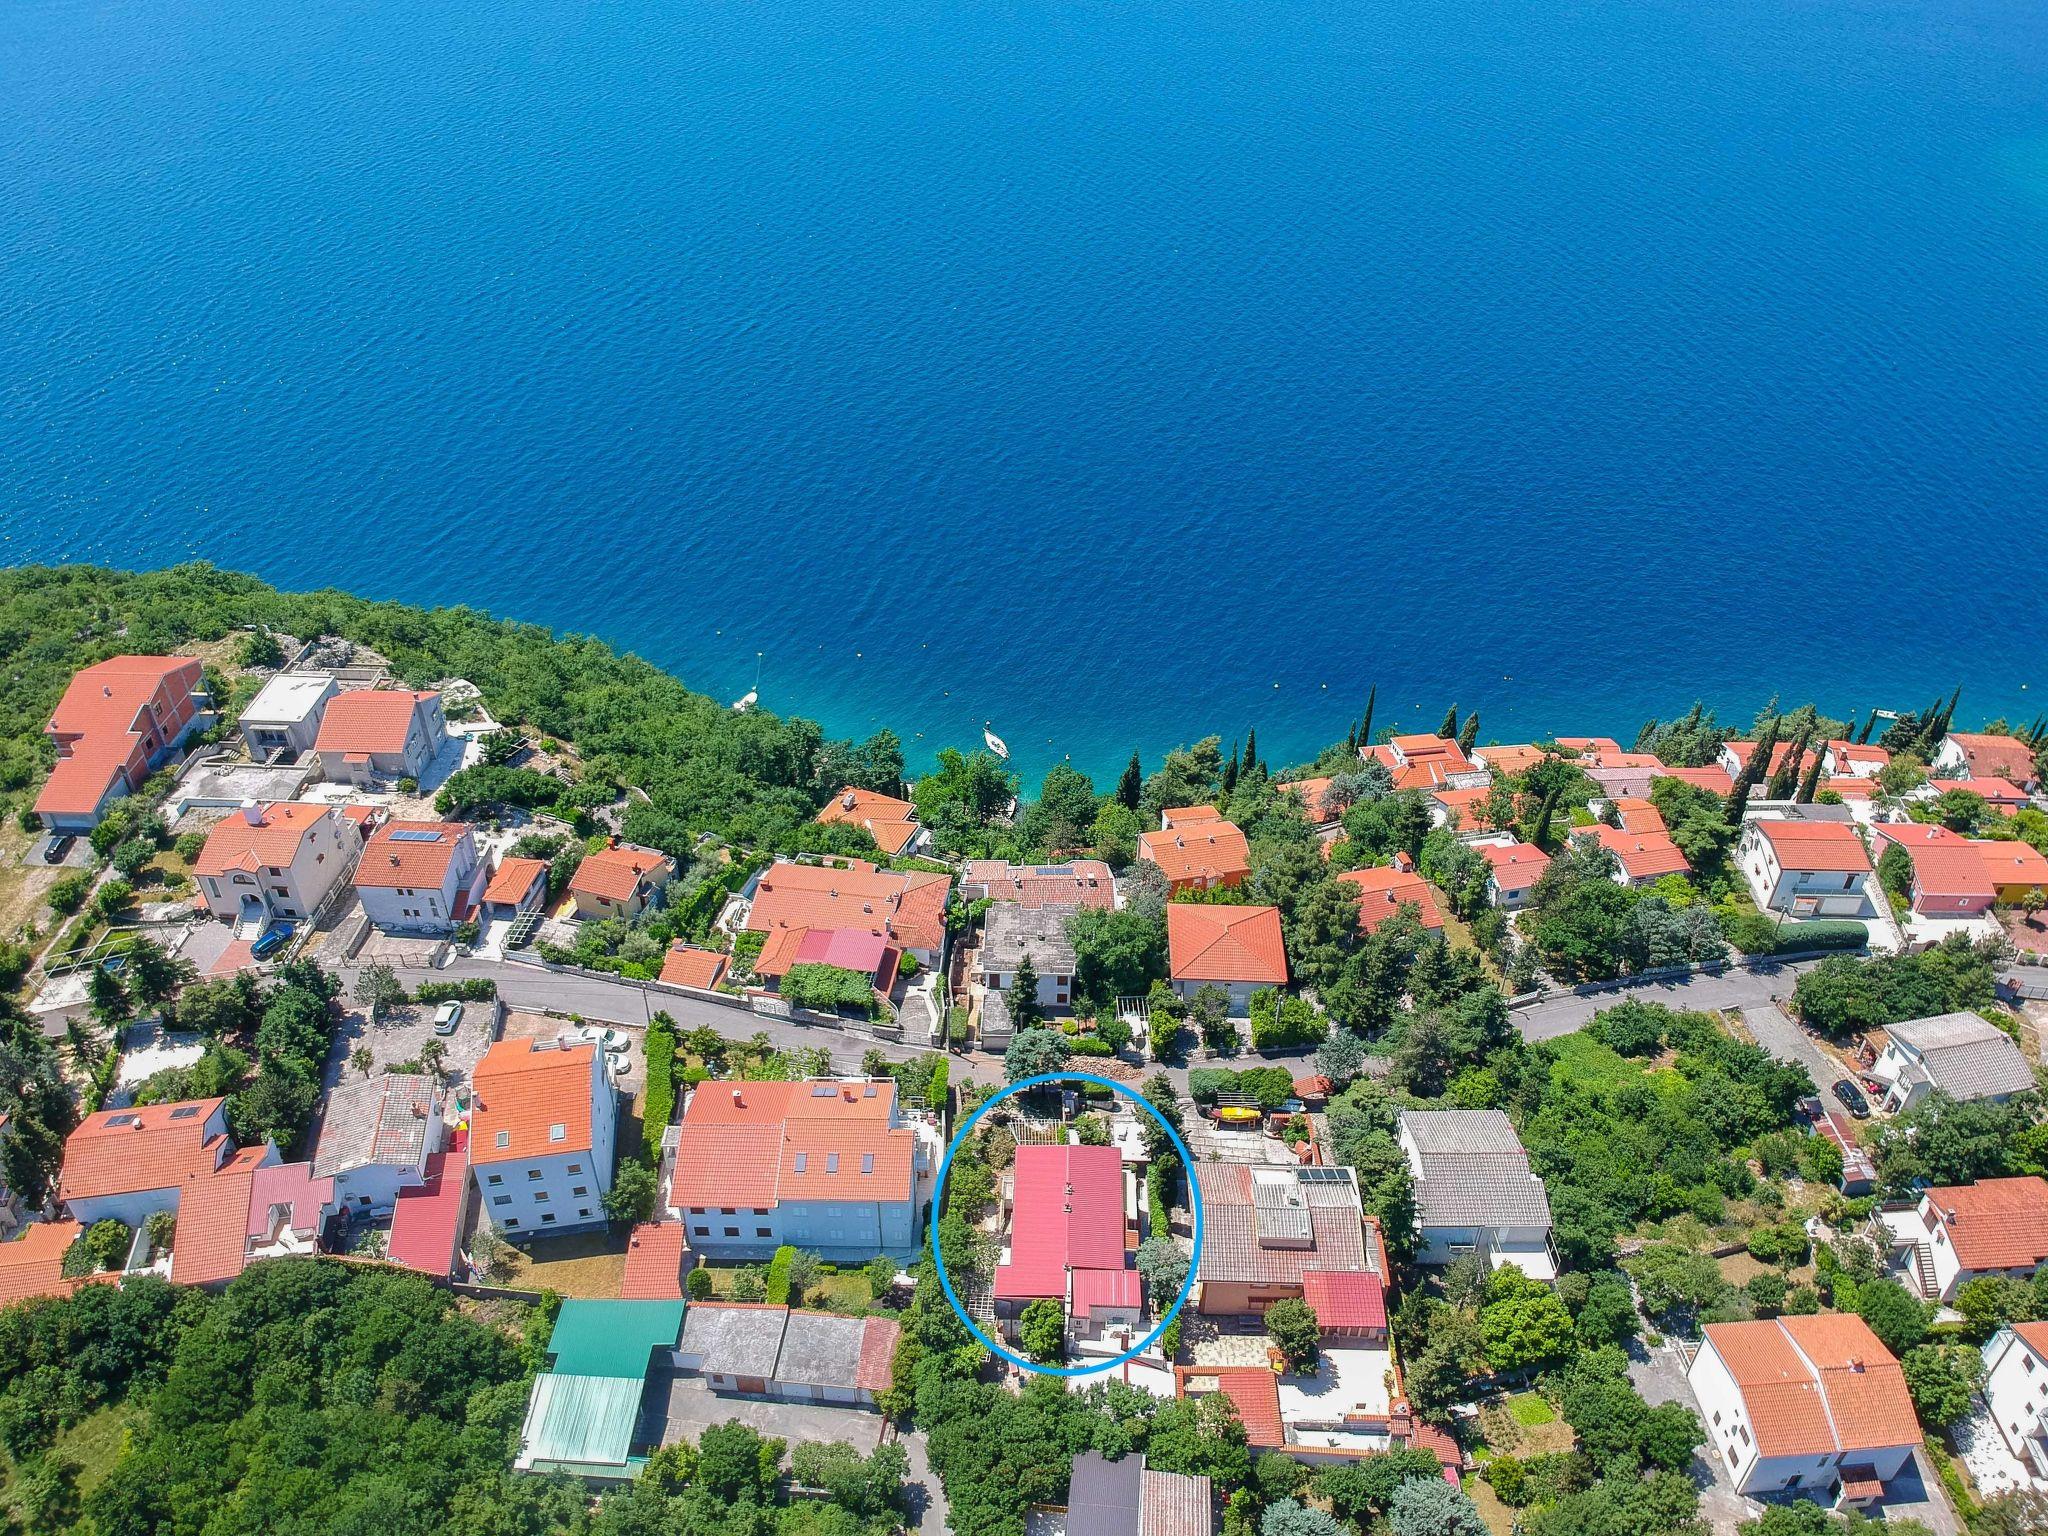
[1705,1315,1917,1459]
[1827,740,1890,769]
[1478,839,1550,888]
[1751,819,1871,874]
[1947,733,2038,786]
[355,819,472,889]
[314,689,436,756]
[660,944,729,990]
[570,843,672,903]
[1338,866,1443,934]
[1576,823,1689,881]
[170,1147,269,1287]
[1875,824,1991,900]
[1655,764,1735,794]
[1976,839,2048,888]
[1726,740,1798,777]
[621,1222,689,1299]
[36,656,203,817]
[1430,785,1501,831]
[1923,1178,2048,1272]
[669,1079,915,1210]
[1933,776,2030,809]
[1611,798,1667,835]
[1472,744,1547,777]
[813,787,922,855]
[59,1098,229,1205]
[0,1222,99,1307]
[1184,1367,1285,1448]
[483,856,548,905]
[747,859,950,954]
[195,802,334,878]
[1162,805,1224,828]
[1366,739,1478,792]
[470,1040,597,1165]
[1554,736,1624,757]
[1166,904,1288,985]
[1278,779,1341,826]
[1140,822,1252,888]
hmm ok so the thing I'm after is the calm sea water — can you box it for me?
[4,0,2046,783]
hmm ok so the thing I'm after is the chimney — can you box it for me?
[102,685,113,698]
[241,798,264,826]
[607,834,619,849]
[731,1088,744,1106]
[842,791,856,810]
[389,854,400,866]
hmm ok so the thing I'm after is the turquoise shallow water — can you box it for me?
[3,0,2046,782]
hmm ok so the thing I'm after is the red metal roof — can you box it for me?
[1071,1266,1143,1316]
[994,1144,1126,1301]
[1301,1268,1386,1332]
[387,1148,467,1276]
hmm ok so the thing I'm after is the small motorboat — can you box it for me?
[983,722,1009,760]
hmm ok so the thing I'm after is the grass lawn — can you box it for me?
[498,1228,630,1298]
[1466,1476,1519,1536]
[1505,1391,1555,1427]
[1541,1030,1668,1095]
[697,1263,883,1311]
[0,1402,139,1523]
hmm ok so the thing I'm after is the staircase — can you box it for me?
[1911,1242,1938,1298]
[233,900,268,941]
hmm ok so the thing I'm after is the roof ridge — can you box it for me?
[1777,1320,1844,1455]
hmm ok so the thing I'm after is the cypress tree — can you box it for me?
[1528,788,1557,852]
[1795,750,1824,804]
[1634,719,1658,753]
[1242,731,1258,776]
[1359,686,1376,754]
[1457,713,1480,756]
[1346,720,1358,754]
[1439,705,1459,740]
[1116,752,1143,811]
[1768,732,1807,801]
[1725,717,1781,824]
[1221,753,1239,795]
[1857,709,1878,746]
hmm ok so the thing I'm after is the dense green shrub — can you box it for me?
[412,978,496,1003]
[642,1012,678,1164]
[765,1245,797,1305]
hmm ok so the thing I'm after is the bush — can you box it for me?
[172,830,208,863]
[642,1013,678,1164]
[765,1245,797,1305]
[1771,919,1869,955]
[1249,990,1328,1050]
[46,870,91,914]
[412,978,497,1003]
[686,1266,714,1299]
[781,963,880,1017]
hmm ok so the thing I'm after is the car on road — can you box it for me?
[40,834,73,864]
[433,1001,464,1035]
[1832,1078,1870,1119]
[250,922,295,960]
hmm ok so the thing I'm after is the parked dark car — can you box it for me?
[1832,1078,1871,1119]
[250,921,295,960]
[40,834,73,864]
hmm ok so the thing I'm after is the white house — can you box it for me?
[1823,740,1889,779]
[1868,1011,2034,1113]
[675,1303,899,1406]
[353,819,486,933]
[1738,817,1875,918]
[1473,836,1550,910]
[195,801,356,935]
[978,904,1078,1011]
[312,1072,444,1215]
[1397,1109,1555,1278]
[238,673,339,762]
[1688,1315,1919,1506]
[1165,903,1288,1014]
[1885,1177,2048,1302]
[471,1037,616,1237]
[314,688,449,786]
[1981,1322,2048,1480]
[667,1079,932,1260]
[57,1098,235,1227]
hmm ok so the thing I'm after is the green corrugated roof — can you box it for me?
[518,1373,644,1472]
[546,1298,685,1378]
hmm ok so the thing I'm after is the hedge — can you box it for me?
[1186,1065,1295,1110]
[642,1014,678,1165]
[413,978,497,1003]
[1247,990,1328,1051]
[765,1245,797,1305]
[780,963,880,1017]
[929,1058,948,1114]
[1767,919,1869,954]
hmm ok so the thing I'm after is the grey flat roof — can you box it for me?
[774,1310,868,1390]
[241,672,336,725]
[679,1304,788,1379]
[313,1073,436,1177]
[980,903,1080,974]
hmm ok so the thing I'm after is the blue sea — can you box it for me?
[4,0,2046,784]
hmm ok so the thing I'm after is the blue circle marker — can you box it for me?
[931,1071,1204,1378]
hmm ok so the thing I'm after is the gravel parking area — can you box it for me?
[325,996,499,1090]
[651,1373,886,1449]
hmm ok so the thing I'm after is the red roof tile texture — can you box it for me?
[0,1221,100,1306]
[621,1222,690,1300]
[1141,822,1252,889]
[37,656,203,817]
[59,1098,229,1205]
[195,802,334,878]
[669,1079,915,1210]
[1577,823,1690,881]
[1752,819,1872,874]
[470,1040,598,1165]
[1923,1178,2048,1272]
[813,787,923,855]
[1301,1268,1387,1331]
[170,1147,270,1287]
[747,859,949,954]
[659,944,729,990]
[570,843,672,903]
[314,689,437,756]
[1704,1315,1918,1459]
[355,820,473,889]
[1337,866,1444,934]
[1946,733,2039,787]
[1166,903,1288,985]
[482,856,549,905]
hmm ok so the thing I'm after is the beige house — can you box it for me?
[568,843,675,921]
[195,801,355,935]
[313,689,449,786]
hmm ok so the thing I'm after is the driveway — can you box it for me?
[1514,960,1821,1043]
[1628,1339,1755,1536]
[1739,1001,1863,1121]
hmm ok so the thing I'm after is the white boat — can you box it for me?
[731,653,763,712]
[983,723,1009,759]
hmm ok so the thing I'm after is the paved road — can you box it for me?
[1513,960,1822,1042]
[1742,999,1864,1120]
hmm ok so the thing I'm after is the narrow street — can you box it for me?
[1512,960,1822,1042]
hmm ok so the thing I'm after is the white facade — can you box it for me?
[979,965,1072,1010]
[1738,822,1874,918]
[1983,1328,2048,1478]
[239,673,339,761]
[355,828,484,934]
[1688,1336,1914,1499]
[475,1052,616,1236]
[1169,976,1262,1015]
[199,807,353,928]
[317,693,450,785]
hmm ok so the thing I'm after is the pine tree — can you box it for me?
[1925,685,1962,753]
[1008,954,1043,1029]
[1439,705,1459,740]
[1457,713,1479,756]
[1117,752,1143,811]
[1795,750,1824,804]
[1359,686,1376,753]
[1528,788,1557,851]
[1345,720,1358,754]
[1242,731,1258,775]
[1221,754,1238,795]
[1725,717,1781,824]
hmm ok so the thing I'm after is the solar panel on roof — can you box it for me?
[169,1106,203,1120]
[811,1084,835,1097]
[387,828,446,843]
[1298,1167,1347,1184]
